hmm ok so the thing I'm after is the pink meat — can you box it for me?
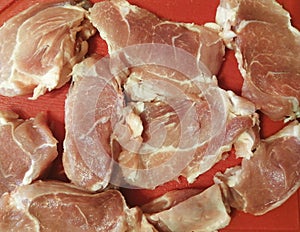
[0,111,58,196]
[214,121,300,215]
[0,2,95,99]
[90,0,225,76]
[63,57,125,191]
[113,67,259,188]
[216,0,300,120]
[144,184,231,232]
[0,181,157,232]
[63,0,259,190]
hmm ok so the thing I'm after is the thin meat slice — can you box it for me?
[0,2,95,99]
[0,181,157,232]
[141,188,203,214]
[63,57,125,191]
[216,0,300,120]
[214,120,300,215]
[144,184,231,232]
[90,0,225,76]
[0,111,58,196]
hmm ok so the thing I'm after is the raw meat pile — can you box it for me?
[0,0,299,231]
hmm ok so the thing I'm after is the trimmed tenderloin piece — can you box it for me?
[0,181,157,232]
[215,121,300,215]
[0,2,95,99]
[0,111,58,196]
[143,185,231,232]
[90,0,225,76]
[216,0,300,121]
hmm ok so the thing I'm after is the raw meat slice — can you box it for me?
[0,181,157,232]
[63,56,125,191]
[0,2,95,99]
[141,188,203,214]
[112,66,259,188]
[64,0,259,190]
[90,0,225,76]
[214,120,300,215]
[64,47,258,190]
[0,110,58,196]
[216,0,300,120]
[144,184,231,232]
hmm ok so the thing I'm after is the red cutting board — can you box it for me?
[0,0,299,231]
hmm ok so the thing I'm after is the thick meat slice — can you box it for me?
[90,0,224,76]
[0,181,157,232]
[63,57,125,191]
[216,0,300,120]
[0,2,95,99]
[0,111,58,196]
[214,121,300,215]
[144,184,231,232]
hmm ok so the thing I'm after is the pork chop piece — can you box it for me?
[64,0,259,190]
[0,110,58,196]
[0,2,95,99]
[143,184,231,232]
[214,120,300,215]
[0,181,157,232]
[63,56,125,191]
[216,0,300,121]
[112,67,259,188]
[90,0,225,76]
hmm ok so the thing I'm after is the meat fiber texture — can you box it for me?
[0,110,58,197]
[62,0,259,191]
[214,121,300,215]
[216,0,300,121]
[0,2,95,99]
[0,181,157,232]
[142,184,231,232]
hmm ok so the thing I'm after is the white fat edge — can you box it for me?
[0,80,22,97]
[57,3,89,13]
[283,97,300,122]
[124,75,158,102]
[125,111,143,138]
[30,65,63,99]
[221,167,243,188]
[89,180,110,192]
[265,120,300,143]
[185,142,232,184]
[234,131,256,159]
[234,46,247,77]
[215,3,239,49]
[0,111,20,125]
[22,142,57,185]
[227,90,256,116]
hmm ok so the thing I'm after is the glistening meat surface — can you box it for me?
[90,0,224,76]
[0,2,95,99]
[214,121,300,215]
[0,111,58,196]
[143,184,231,232]
[0,181,157,232]
[216,0,300,120]
[63,0,259,190]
